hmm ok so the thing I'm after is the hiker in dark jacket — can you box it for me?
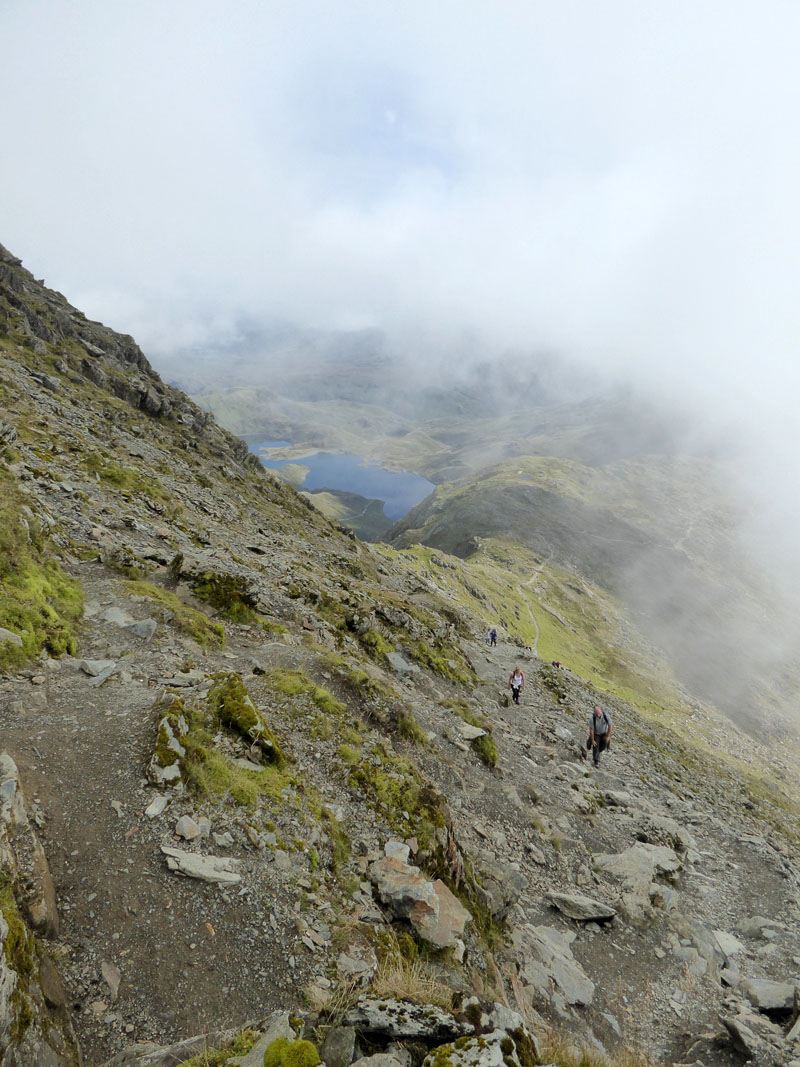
[588,705,612,766]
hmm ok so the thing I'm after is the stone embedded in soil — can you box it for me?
[546,890,617,922]
[174,815,201,840]
[161,845,242,884]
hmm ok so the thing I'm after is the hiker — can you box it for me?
[508,666,525,704]
[485,628,492,646]
[490,628,497,647]
[587,705,612,766]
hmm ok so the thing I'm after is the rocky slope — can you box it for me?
[2,243,800,1067]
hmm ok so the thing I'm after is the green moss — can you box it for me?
[191,570,260,624]
[1,881,37,1044]
[396,708,427,746]
[175,1028,259,1066]
[84,451,168,502]
[207,673,286,767]
[124,580,225,647]
[263,1037,320,1067]
[359,628,394,661]
[268,669,346,719]
[405,639,475,685]
[348,744,445,850]
[441,700,497,767]
[0,467,83,671]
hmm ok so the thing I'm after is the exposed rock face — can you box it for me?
[367,855,471,948]
[0,752,79,1066]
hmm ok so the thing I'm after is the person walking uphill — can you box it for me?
[508,666,525,704]
[588,705,612,766]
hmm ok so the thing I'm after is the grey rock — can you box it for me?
[736,916,781,940]
[144,796,170,819]
[125,619,158,640]
[422,1029,536,1067]
[0,627,23,648]
[594,843,682,893]
[344,997,470,1041]
[742,978,797,1014]
[512,925,594,1006]
[79,658,117,677]
[101,960,122,1001]
[714,930,746,958]
[546,890,616,922]
[320,1026,357,1067]
[175,815,202,841]
[161,845,242,884]
[159,669,204,687]
[386,652,419,675]
[337,942,378,986]
[384,839,411,863]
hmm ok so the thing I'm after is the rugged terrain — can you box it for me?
[3,242,800,1067]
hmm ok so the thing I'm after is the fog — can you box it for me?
[3,4,800,589]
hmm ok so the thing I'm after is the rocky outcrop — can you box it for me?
[0,752,79,1067]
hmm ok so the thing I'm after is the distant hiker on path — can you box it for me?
[508,666,525,704]
[485,628,492,646]
[588,705,612,766]
[490,628,497,647]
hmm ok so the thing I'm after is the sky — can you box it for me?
[3,1,800,529]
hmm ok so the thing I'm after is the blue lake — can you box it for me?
[248,440,434,520]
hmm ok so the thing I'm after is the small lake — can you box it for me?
[247,440,434,520]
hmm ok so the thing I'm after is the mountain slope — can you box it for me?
[2,244,800,1067]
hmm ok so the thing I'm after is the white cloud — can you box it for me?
[3,0,800,479]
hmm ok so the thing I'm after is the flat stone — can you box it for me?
[79,658,117,677]
[742,977,797,1014]
[594,843,682,893]
[736,916,781,940]
[386,652,419,675]
[605,790,632,806]
[102,606,133,626]
[144,796,170,819]
[125,619,157,640]
[161,845,241,884]
[454,722,486,741]
[714,930,746,958]
[0,627,23,647]
[159,669,204,687]
[546,891,616,922]
[344,997,470,1041]
[512,924,594,1006]
[101,960,122,1001]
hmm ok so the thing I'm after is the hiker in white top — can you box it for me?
[588,705,612,766]
[508,667,525,704]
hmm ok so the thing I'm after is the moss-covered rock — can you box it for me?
[208,673,286,767]
[263,1036,320,1067]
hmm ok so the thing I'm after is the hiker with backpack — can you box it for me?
[587,705,612,766]
[508,666,525,704]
